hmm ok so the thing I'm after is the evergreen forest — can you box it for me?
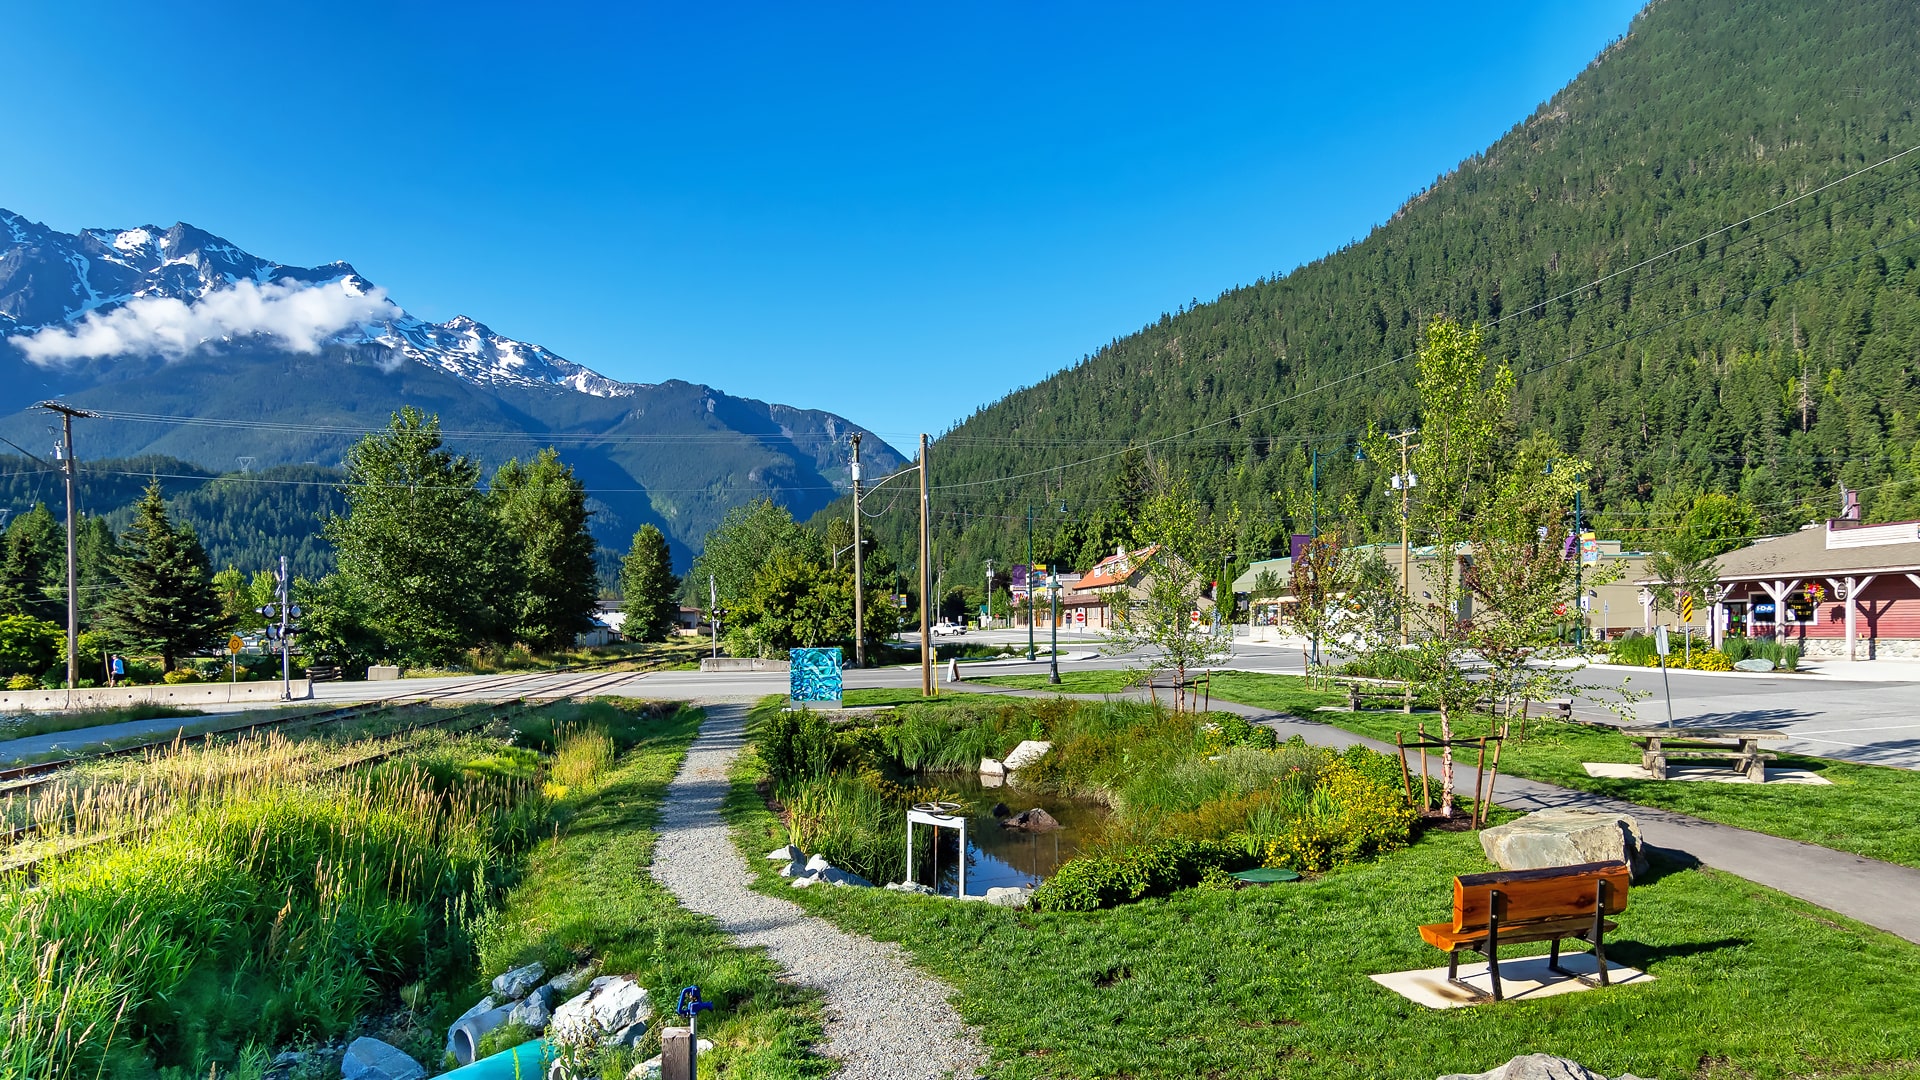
[845,0,1920,591]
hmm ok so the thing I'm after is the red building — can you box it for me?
[1707,519,1920,660]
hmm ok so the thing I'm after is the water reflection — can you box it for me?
[914,772,1109,896]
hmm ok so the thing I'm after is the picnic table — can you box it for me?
[1620,727,1785,782]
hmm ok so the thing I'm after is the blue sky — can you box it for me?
[1,1,1641,451]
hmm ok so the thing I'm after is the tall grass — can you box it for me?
[551,725,617,789]
[0,729,548,1076]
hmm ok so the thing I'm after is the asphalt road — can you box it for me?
[6,629,1918,769]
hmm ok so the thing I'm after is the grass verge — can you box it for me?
[1203,671,1920,870]
[974,670,1143,694]
[474,704,829,1079]
[729,743,1920,1079]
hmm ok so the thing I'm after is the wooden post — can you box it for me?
[1396,730,1413,804]
[1417,721,1431,811]
[1484,724,1506,829]
[661,1027,695,1080]
[919,433,932,697]
[1473,736,1489,829]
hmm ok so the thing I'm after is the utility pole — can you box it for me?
[1026,505,1036,661]
[1048,566,1061,684]
[918,434,932,697]
[984,558,993,629]
[1388,429,1419,646]
[850,434,866,668]
[37,402,94,690]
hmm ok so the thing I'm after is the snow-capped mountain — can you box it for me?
[0,209,905,563]
[0,209,632,397]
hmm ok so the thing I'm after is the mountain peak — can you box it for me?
[0,210,636,397]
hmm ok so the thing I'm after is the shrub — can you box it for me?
[162,668,201,684]
[1610,634,1658,666]
[551,725,616,789]
[6,673,35,691]
[1689,650,1733,672]
[1253,757,1418,872]
[1031,837,1255,912]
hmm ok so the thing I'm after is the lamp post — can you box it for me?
[1025,505,1036,661]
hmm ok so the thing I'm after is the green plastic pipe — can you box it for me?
[437,1039,554,1079]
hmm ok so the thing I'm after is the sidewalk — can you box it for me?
[991,686,1920,946]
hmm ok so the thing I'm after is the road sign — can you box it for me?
[228,634,245,655]
[1579,595,1592,613]
[1655,625,1670,657]
[1074,609,1086,626]
[1680,594,1695,621]
[1190,610,1202,625]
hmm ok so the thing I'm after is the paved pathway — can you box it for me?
[1167,693,1920,945]
[650,702,986,1080]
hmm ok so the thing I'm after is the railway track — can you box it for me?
[0,658,656,795]
[0,660,670,875]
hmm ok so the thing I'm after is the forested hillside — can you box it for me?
[0,455,340,579]
[860,0,1920,590]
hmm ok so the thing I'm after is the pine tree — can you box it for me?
[491,448,600,651]
[324,407,508,665]
[620,524,680,643]
[96,482,228,671]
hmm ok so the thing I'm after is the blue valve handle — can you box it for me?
[676,985,716,1020]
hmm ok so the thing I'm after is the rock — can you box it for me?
[765,843,802,861]
[510,984,557,1030]
[545,965,596,997]
[1003,740,1052,771]
[886,881,937,895]
[791,874,823,889]
[1734,658,1775,672]
[1436,1052,1654,1080]
[983,886,1033,908]
[551,974,653,1046]
[340,1037,426,1080]
[821,867,874,887]
[607,1022,649,1048]
[1480,809,1647,879]
[777,857,807,878]
[804,853,833,873]
[448,1003,515,1065]
[1001,808,1061,832]
[492,961,547,1000]
[989,801,1010,818]
[980,757,1008,777]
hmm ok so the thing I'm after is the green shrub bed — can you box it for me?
[752,697,1416,910]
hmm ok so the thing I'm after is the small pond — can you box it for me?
[914,771,1109,896]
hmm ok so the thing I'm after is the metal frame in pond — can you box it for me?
[906,801,968,898]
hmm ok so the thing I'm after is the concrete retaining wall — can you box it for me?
[699,658,789,673]
[0,680,314,712]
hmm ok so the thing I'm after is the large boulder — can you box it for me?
[765,844,802,861]
[551,975,653,1045]
[492,961,547,1000]
[340,1037,426,1080]
[1479,809,1647,879]
[1003,740,1052,771]
[983,886,1033,908]
[1438,1053,1653,1080]
[1001,808,1061,832]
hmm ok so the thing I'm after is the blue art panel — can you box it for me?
[789,647,844,707]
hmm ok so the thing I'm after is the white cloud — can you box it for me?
[14,279,400,364]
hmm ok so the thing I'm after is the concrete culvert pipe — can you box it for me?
[448,1004,516,1066]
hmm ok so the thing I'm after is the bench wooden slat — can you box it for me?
[1452,861,1631,932]
[1421,916,1618,951]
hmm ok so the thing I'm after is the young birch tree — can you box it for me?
[1401,318,1513,817]
[1288,533,1361,685]
[1101,471,1237,711]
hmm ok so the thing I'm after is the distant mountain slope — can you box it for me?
[890,0,1920,581]
[0,213,905,565]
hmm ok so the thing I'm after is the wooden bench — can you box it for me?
[1334,676,1413,713]
[1418,860,1630,1001]
[1474,695,1574,721]
[1621,728,1783,781]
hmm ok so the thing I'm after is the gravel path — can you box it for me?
[650,702,988,1080]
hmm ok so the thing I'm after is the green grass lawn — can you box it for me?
[728,745,1920,1079]
[1203,672,1920,870]
[975,670,1143,694]
[474,705,830,1078]
[839,687,1010,708]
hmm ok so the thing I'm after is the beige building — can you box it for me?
[1231,539,1709,641]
